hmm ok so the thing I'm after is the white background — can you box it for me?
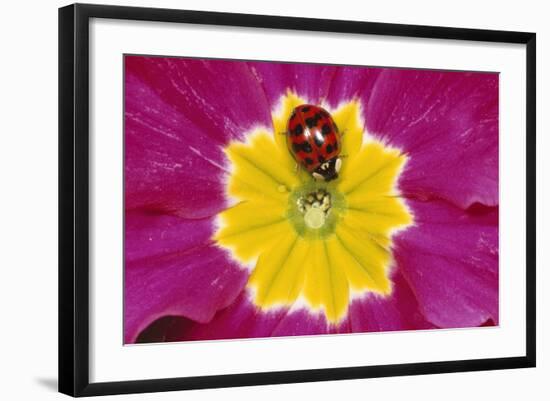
[0,0,547,400]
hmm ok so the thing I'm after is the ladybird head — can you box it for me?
[312,157,342,182]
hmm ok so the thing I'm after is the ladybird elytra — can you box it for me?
[286,104,342,181]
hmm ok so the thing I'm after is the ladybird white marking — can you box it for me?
[312,172,324,180]
[335,158,342,173]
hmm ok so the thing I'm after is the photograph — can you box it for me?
[124,55,499,344]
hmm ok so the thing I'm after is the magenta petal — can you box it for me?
[126,56,272,142]
[125,211,217,264]
[179,292,287,340]
[346,271,435,332]
[125,69,229,216]
[394,198,499,328]
[179,293,331,340]
[164,270,432,341]
[270,310,329,337]
[124,244,248,344]
[325,66,382,109]
[365,69,499,209]
[248,61,337,108]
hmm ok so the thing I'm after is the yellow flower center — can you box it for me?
[213,91,413,324]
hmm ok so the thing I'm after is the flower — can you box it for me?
[124,56,499,343]
[214,93,412,324]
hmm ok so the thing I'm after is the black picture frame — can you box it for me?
[59,3,536,397]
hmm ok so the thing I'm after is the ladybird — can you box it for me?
[286,104,342,181]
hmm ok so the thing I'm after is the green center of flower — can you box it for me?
[287,183,346,238]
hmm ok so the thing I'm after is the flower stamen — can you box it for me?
[298,189,332,229]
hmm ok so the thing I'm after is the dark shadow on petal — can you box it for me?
[135,315,194,344]
[480,318,496,327]
[465,202,499,216]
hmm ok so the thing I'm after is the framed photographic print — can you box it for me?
[58,3,536,397]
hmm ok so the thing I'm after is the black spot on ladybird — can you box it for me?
[305,157,314,165]
[305,117,315,128]
[314,113,322,124]
[292,124,303,136]
[321,124,331,136]
[326,144,333,154]
[293,142,312,153]
[301,106,310,113]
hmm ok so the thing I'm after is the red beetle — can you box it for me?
[286,104,342,181]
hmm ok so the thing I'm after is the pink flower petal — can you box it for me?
[394,198,499,328]
[365,69,499,209]
[125,211,216,264]
[125,68,229,217]
[126,56,272,142]
[247,61,337,108]
[346,271,435,332]
[183,292,287,340]
[325,66,382,109]
[124,241,248,343]
[179,293,330,340]
[153,270,432,341]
